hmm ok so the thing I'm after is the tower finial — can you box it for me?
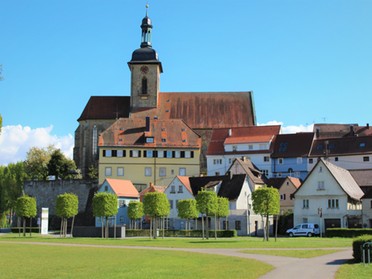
[146,2,149,16]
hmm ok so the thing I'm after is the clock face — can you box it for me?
[140,66,149,74]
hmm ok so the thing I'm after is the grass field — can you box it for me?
[0,241,272,279]
[0,234,365,278]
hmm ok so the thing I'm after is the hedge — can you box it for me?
[11,227,40,234]
[352,235,372,262]
[126,229,237,238]
[326,228,372,238]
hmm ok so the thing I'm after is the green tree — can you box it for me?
[47,149,78,180]
[196,190,218,240]
[15,195,37,236]
[87,164,98,180]
[214,197,229,231]
[128,201,144,229]
[92,192,118,238]
[56,193,79,237]
[143,192,170,239]
[24,146,55,180]
[252,186,280,241]
[177,199,199,231]
[0,162,28,226]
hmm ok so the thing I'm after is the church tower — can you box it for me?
[128,6,163,112]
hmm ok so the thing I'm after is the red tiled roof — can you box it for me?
[314,123,372,139]
[310,135,372,157]
[78,96,130,121]
[287,177,302,188]
[99,117,201,148]
[271,133,314,158]
[177,176,192,194]
[139,183,167,200]
[104,178,139,198]
[207,126,280,155]
[157,92,256,128]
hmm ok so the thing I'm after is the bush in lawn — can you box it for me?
[352,235,372,262]
[327,228,372,238]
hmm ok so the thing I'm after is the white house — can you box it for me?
[164,176,195,230]
[206,126,280,177]
[293,159,364,234]
[95,178,140,227]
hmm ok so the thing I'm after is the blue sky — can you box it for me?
[1,0,372,165]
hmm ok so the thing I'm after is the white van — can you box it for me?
[286,223,320,237]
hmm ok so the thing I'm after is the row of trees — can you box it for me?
[0,146,79,227]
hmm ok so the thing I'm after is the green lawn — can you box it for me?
[336,260,372,279]
[0,242,272,279]
[0,234,352,249]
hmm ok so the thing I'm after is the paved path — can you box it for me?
[0,241,352,279]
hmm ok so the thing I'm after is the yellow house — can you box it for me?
[98,117,201,191]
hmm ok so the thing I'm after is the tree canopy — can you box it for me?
[25,146,55,180]
[47,149,78,180]
[196,190,218,239]
[143,192,170,238]
[56,193,79,237]
[252,186,280,241]
[92,192,118,218]
[15,195,37,236]
[177,199,199,231]
[128,201,144,229]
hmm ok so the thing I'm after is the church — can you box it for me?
[74,9,256,179]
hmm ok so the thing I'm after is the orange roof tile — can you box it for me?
[177,176,192,194]
[105,178,139,198]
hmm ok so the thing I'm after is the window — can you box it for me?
[264,156,270,162]
[104,185,108,192]
[178,185,183,193]
[215,172,220,176]
[278,158,284,164]
[213,159,222,165]
[92,125,98,157]
[170,185,176,194]
[279,142,288,153]
[157,150,164,158]
[145,167,152,177]
[335,157,339,162]
[297,157,303,164]
[141,77,148,94]
[119,200,126,207]
[262,169,269,176]
[363,156,370,162]
[360,142,366,148]
[308,158,313,164]
[175,151,181,158]
[105,167,112,176]
[232,145,237,152]
[117,150,125,157]
[319,166,323,173]
[130,150,141,158]
[146,137,154,143]
[317,181,325,190]
[166,150,172,158]
[145,150,153,158]
[169,200,173,209]
[328,199,339,209]
[281,194,286,200]
[159,167,166,177]
[223,221,229,230]
[303,199,309,209]
[235,220,241,230]
[179,168,186,176]
[248,144,253,150]
[103,150,112,157]
[117,167,124,176]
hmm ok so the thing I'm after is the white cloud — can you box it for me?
[258,121,314,134]
[0,125,74,166]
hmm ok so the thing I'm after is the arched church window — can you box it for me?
[142,77,148,95]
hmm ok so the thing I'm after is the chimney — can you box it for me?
[316,128,320,138]
[367,123,369,129]
[145,116,150,132]
[350,125,355,136]
[228,128,232,137]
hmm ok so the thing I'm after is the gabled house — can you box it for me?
[361,192,372,228]
[271,132,314,180]
[309,135,372,171]
[164,176,194,229]
[276,177,301,215]
[293,159,364,233]
[206,125,280,177]
[95,178,140,227]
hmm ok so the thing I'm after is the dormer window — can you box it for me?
[146,137,154,143]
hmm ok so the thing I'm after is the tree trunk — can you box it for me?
[71,215,75,237]
[265,214,270,241]
[201,215,205,239]
[206,213,209,240]
[149,218,152,239]
[23,218,26,237]
[214,215,217,239]
[60,218,64,237]
[101,217,104,238]
[29,217,32,237]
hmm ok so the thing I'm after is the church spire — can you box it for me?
[140,4,152,48]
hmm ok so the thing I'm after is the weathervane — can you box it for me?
[146,2,149,16]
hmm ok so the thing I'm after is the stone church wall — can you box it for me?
[24,180,98,216]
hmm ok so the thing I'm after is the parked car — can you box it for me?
[286,223,320,237]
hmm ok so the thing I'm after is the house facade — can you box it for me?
[95,178,140,227]
[98,117,201,191]
[293,159,364,233]
[206,126,280,177]
[277,176,301,215]
[164,176,195,230]
[271,133,314,180]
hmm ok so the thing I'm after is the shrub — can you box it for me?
[327,228,372,238]
[352,235,372,262]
